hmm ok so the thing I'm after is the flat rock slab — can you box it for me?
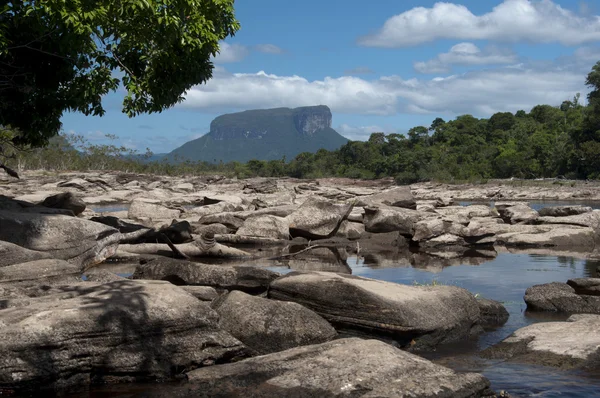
[236,215,289,239]
[524,281,600,313]
[0,280,249,392]
[213,290,337,355]
[0,259,80,283]
[0,241,53,267]
[539,206,593,217]
[132,258,280,294]
[268,271,482,349]
[184,338,494,398]
[482,314,600,370]
[567,278,600,296]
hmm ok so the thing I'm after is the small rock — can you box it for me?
[40,192,86,216]
[477,298,509,327]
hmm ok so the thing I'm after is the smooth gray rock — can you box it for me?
[287,196,353,239]
[497,204,539,224]
[128,198,181,221]
[268,271,482,350]
[0,280,250,392]
[40,192,86,216]
[335,220,365,240]
[132,258,280,294]
[482,314,600,370]
[184,338,494,398]
[0,259,80,283]
[567,278,600,296]
[180,286,219,301]
[236,215,289,239]
[357,186,416,209]
[197,213,245,231]
[0,210,121,269]
[477,298,509,327]
[363,206,425,236]
[0,241,53,267]
[539,206,593,217]
[524,282,600,313]
[213,290,337,355]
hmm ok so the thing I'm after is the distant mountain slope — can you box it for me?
[166,105,348,163]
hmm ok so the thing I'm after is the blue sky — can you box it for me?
[61,0,600,154]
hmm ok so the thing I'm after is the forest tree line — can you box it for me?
[3,62,600,183]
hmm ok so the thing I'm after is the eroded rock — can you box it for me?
[213,290,337,355]
[268,271,482,349]
[185,338,494,398]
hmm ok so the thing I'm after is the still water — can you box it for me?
[264,252,600,398]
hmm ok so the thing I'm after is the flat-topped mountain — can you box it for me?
[166,105,348,163]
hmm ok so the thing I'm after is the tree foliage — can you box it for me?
[0,0,239,147]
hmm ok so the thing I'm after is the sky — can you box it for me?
[61,0,600,154]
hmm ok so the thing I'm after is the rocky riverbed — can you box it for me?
[1,171,600,397]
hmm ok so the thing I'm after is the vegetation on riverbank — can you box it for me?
[2,62,600,183]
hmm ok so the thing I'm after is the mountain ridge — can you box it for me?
[166,105,348,163]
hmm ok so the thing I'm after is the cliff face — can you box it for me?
[209,106,333,141]
[166,105,348,163]
[293,105,332,136]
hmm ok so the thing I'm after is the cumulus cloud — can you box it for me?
[344,67,375,75]
[358,0,600,47]
[181,51,594,118]
[414,43,518,74]
[254,44,284,54]
[212,42,249,64]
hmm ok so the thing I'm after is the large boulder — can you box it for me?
[268,271,482,349]
[525,281,600,313]
[128,198,181,221]
[287,196,353,239]
[213,290,337,355]
[362,206,426,236]
[132,258,280,294]
[40,192,86,216]
[482,314,600,370]
[567,278,600,296]
[235,215,289,240]
[184,338,494,397]
[357,186,416,209]
[0,280,249,392]
[0,210,123,268]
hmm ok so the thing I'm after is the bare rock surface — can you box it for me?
[482,314,600,370]
[268,271,482,349]
[524,281,600,313]
[357,186,416,209]
[213,290,337,355]
[287,196,353,239]
[236,215,289,239]
[184,338,494,398]
[0,280,249,392]
[132,257,280,294]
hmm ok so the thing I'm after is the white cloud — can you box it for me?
[358,0,600,47]
[254,44,284,54]
[181,51,594,118]
[414,43,518,73]
[337,124,399,141]
[212,42,249,64]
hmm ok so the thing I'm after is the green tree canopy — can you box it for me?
[0,0,239,147]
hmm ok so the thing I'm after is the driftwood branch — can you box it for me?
[268,244,325,260]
